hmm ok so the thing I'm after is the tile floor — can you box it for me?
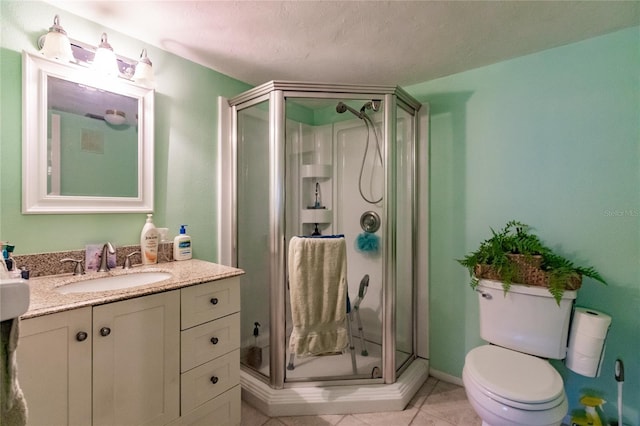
[241,377,482,426]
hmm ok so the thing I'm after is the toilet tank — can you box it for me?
[476,279,576,359]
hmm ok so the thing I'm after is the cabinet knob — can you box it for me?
[210,297,219,305]
[210,376,219,384]
[210,337,219,345]
[76,331,88,342]
[99,327,111,337]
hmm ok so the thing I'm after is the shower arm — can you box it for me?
[336,102,364,119]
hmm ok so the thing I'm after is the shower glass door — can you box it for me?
[394,101,417,372]
[283,96,386,382]
[237,99,272,380]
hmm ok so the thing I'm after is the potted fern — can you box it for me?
[457,220,606,303]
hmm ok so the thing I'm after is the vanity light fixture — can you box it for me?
[38,15,156,88]
[132,48,155,88]
[39,15,74,62]
[104,109,127,126]
[92,33,119,77]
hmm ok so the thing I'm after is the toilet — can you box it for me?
[462,279,577,426]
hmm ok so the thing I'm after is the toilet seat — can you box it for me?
[464,345,565,410]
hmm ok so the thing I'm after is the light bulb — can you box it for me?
[40,15,74,62]
[132,48,155,88]
[92,33,119,77]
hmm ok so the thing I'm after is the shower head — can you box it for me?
[360,100,381,113]
[336,102,364,119]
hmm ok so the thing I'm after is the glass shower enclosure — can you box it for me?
[228,82,422,392]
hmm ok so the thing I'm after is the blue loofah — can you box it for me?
[356,232,379,253]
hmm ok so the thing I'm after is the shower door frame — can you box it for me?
[229,81,421,390]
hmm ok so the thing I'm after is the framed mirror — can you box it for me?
[22,52,154,213]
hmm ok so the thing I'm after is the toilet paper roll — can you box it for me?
[566,307,611,378]
[570,307,612,338]
[569,333,606,357]
[566,351,605,377]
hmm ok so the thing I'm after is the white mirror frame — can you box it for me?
[22,51,154,214]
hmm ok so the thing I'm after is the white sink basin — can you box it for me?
[55,271,172,294]
[0,278,30,321]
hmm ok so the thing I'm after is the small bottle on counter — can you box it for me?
[173,225,192,261]
[140,214,159,264]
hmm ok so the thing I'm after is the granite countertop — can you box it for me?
[23,259,244,319]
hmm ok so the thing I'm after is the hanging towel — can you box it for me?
[1,318,28,426]
[288,236,349,357]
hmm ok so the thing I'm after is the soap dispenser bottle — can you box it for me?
[173,225,192,261]
[140,214,159,264]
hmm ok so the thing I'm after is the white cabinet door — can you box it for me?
[92,291,180,426]
[18,307,92,426]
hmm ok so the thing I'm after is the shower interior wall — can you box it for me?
[285,116,386,349]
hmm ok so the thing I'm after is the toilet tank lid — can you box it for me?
[465,345,564,404]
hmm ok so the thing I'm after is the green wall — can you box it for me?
[0,1,251,260]
[406,26,639,423]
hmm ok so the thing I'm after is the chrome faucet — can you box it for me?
[97,242,115,272]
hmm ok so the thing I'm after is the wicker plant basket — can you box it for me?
[474,254,582,290]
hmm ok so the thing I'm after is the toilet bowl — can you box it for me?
[462,345,568,426]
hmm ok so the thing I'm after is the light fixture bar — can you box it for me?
[37,15,155,87]
[37,35,141,79]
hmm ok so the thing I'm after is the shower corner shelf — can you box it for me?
[301,164,332,179]
[300,208,332,224]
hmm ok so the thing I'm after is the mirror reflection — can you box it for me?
[47,76,139,197]
[22,52,154,214]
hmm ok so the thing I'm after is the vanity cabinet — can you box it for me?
[18,291,180,426]
[18,307,93,425]
[175,277,241,426]
[92,291,180,426]
[17,276,241,426]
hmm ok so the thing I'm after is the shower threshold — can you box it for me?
[240,357,429,417]
[254,341,384,381]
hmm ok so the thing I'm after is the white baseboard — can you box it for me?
[428,367,464,387]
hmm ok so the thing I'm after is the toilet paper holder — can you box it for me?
[566,307,612,377]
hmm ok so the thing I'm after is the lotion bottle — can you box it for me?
[173,225,192,261]
[140,214,159,264]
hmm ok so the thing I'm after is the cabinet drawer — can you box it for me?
[181,313,240,372]
[180,349,240,413]
[181,277,240,329]
[174,386,240,426]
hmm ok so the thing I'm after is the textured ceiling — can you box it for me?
[44,1,640,87]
